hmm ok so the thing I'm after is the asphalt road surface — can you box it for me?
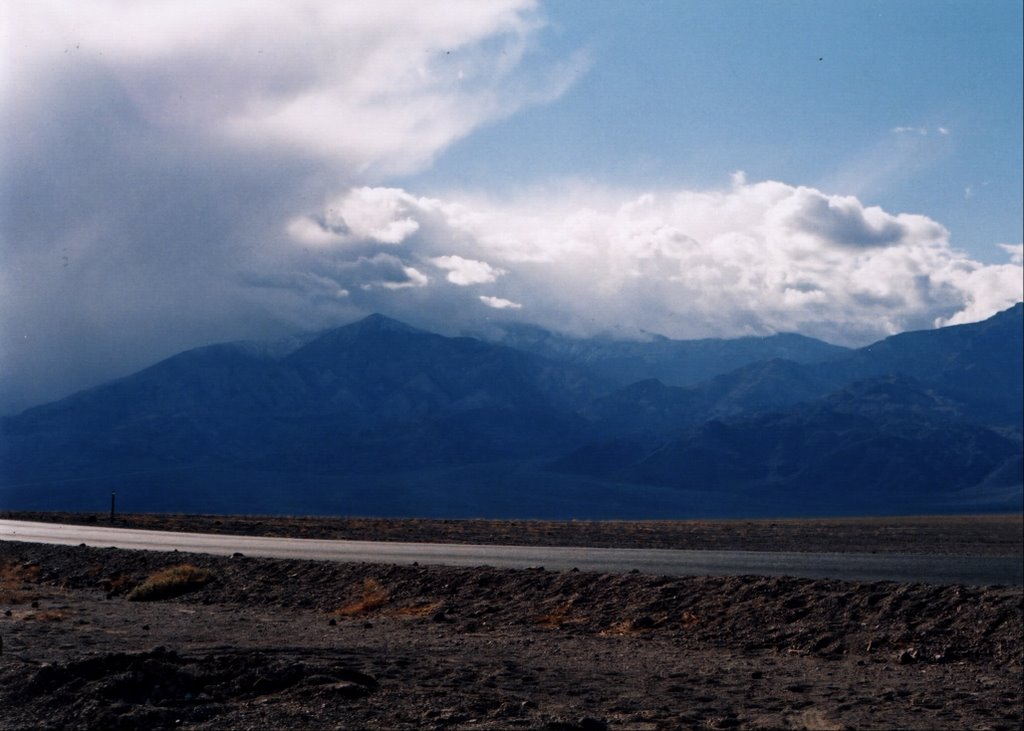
[1,519,1020,586]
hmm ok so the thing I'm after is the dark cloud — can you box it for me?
[790,194,906,247]
[0,61,333,413]
[2,5,1019,415]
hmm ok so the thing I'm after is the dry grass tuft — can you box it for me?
[598,620,634,637]
[104,574,133,594]
[599,614,666,636]
[333,579,389,616]
[392,601,444,618]
[0,560,42,605]
[127,564,215,602]
[535,598,586,628]
[23,609,69,622]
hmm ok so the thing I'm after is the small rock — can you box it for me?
[631,615,656,630]
[142,625,150,631]
[30,600,39,609]
[431,610,448,623]
[325,681,373,698]
[896,648,918,665]
[328,618,337,626]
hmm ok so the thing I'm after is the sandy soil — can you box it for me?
[3,512,1021,556]
[1,534,1021,730]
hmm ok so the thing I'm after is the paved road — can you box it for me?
[1,519,1020,585]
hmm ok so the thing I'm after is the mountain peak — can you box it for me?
[348,313,422,334]
[282,313,427,364]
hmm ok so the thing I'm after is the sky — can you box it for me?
[1,0,1022,414]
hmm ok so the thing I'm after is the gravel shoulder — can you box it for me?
[1,534,1022,730]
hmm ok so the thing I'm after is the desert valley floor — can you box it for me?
[1,514,1021,730]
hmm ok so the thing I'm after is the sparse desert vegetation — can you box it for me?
[0,559,41,606]
[126,564,215,602]
[0,525,1021,730]
[333,578,389,617]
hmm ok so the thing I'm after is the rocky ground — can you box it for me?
[1,523,1022,730]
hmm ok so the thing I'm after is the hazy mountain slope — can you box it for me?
[0,315,598,486]
[552,306,1023,513]
[834,302,1024,430]
[479,323,849,388]
[1,305,1020,517]
[620,376,1020,511]
[578,302,1023,441]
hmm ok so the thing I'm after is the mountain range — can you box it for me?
[2,304,1021,518]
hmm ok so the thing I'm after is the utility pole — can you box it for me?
[110,491,116,524]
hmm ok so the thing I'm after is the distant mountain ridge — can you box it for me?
[2,305,1020,518]
[477,322,850,388]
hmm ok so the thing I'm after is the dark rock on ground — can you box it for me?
[0,537,1021,729]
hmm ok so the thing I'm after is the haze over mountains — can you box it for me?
[2,304,1021,519]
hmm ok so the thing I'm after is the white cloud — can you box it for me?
[431,255,505,285]
[892,126,929,135]
[0,0,591,413]
[937,255,1024,327]
[347,254,429,290]
[381,266,429,290]
[283,179,1022,344]
[286,216,344,247]
[480,296,522,310]
[328,187,422,245]
[7,0,578,178]
[999,243,1024,266]
[288,187,438,247]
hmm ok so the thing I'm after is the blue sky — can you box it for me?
[2,0,1022,413]
[410,0,1023,263]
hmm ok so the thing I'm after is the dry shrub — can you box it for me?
[392,600,444,618]
[680,610,700,628]
[0,560,41,605]
[104,574,133,594]
[535,598,586,628]
[333,579,389,616]
[23,609,68,622]
[127,564,214,602]
[599,615,665,636]
[598,620,634,637]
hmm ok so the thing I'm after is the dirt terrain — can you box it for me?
[1,518,1022,730]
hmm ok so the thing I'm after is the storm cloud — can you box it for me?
[1,2,1020,415]
[0,0,578,412]
[280,180,1022,343]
